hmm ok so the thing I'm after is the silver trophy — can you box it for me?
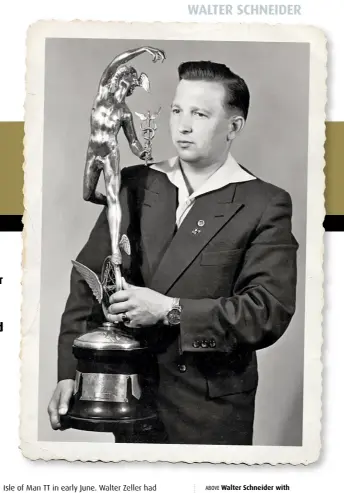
[61,46,164,438]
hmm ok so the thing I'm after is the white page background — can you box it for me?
[0,0,342,490]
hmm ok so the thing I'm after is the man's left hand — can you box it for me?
[106,279,172,328]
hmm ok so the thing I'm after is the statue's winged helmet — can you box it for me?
[110,65,150,94]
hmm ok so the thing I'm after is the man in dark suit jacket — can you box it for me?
[48,60,298,445]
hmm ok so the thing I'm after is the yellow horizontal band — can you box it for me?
[0,122,342,215]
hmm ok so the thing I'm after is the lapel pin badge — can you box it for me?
[192,220,205,235]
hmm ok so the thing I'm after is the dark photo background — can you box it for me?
[38,38,309,444]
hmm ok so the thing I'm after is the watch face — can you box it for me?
[168,308,181,325]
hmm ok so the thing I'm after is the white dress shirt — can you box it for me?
[150,153,256,228]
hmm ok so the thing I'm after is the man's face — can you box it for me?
[170,79,231,166]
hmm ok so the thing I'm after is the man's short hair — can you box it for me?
[178,61,250,120]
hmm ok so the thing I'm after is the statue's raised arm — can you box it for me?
[99,46,165,88]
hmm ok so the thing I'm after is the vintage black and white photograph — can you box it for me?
[21,21,326,464]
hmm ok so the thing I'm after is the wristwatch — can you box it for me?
[166,298,182,326]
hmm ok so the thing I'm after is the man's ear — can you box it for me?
[227,115,246,141]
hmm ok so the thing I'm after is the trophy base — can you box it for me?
[61,411,168,443]
[61,394,159,440]
[61,338,160,441]
[60,411,158,434]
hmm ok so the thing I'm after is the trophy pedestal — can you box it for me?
[61,323,160,441]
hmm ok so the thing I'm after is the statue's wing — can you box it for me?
[71,260,103,303]
[134,111,147,121]
[119,234,131,256]
[138,72,150,93]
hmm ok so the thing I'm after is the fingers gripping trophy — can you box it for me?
[61,46,165,439]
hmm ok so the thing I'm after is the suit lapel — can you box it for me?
[139,171,177,282]
[150,183,244,294]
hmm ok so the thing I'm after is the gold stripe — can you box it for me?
[325,122,344,215]
[0,122,343,215]
[0,122,24,215]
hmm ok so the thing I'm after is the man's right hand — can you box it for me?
[47,379,74,430]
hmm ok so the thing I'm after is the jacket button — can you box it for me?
[192,340,201,348]
[209,339,216,348]
[178,364,187,373]
[201,340,209,348]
